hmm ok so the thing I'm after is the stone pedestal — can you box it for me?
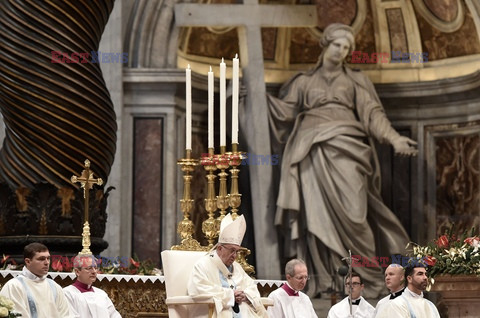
[430,274,480,318]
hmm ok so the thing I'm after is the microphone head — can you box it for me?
[338,265,349,276]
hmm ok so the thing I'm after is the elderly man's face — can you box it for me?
[75,256,98,286]
[217,244,242,267]
[286,264,309,291]
[324,37,350,65]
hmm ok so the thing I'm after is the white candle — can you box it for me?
[232,54,239,144]
[186,64,192,150]
[220,58,226,147]
[208,66,214,149]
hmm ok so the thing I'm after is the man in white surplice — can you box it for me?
[63,254,121,318]
[375,265,439,318]
[267,258,317,318]
[188,214,268,318]
[327,272,375,318]
[0,242,73,318]
[373,263,405,316]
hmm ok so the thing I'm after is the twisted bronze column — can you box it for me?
[0,0,117,189]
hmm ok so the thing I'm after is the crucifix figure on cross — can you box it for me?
[71,159,103,255]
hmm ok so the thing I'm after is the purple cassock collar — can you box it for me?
[73,280,94,293]
[281,283,299,296]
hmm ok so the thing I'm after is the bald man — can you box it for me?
[374,264,405,316]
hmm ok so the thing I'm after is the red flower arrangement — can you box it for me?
[408,225,480,284]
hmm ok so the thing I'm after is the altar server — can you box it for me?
[0,242,73,318]
[327,272,374,318]
[374,263,405,316]
[375,265,439,318]
[267,258,318,317]
[63,254,122,318]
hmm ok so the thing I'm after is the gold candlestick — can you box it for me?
[172,149,204,251]
[215,148,230,233]
[202,148,218,249]
[228,143,244,219]
[228,144,255,276]
[71,159,103,256]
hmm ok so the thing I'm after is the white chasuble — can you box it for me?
[188,252,268,318]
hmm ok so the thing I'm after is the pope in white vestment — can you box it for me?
[187,214,268,318]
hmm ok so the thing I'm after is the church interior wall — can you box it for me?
[1,0,479,280]
[100,0,480,274]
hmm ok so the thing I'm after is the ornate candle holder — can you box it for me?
[201,148,218,249]
[172,150,204,251]
[227,143,244,219]
[228,144,255,276]
[215,145,230,233]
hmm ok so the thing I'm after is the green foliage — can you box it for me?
[408,225,480,281]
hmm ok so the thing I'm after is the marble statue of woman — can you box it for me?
[267,23,417,298]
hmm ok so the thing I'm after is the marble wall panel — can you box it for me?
[133,118,164,266]
[386,8,409,53]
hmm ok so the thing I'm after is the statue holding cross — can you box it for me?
[71,159,103,256]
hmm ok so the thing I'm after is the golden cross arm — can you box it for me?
[71,159,103,198]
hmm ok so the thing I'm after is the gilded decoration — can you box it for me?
[415,6,480,61]
[435,128,480,235]
[177,0,480,83]
[312,0,357,30]
[423,0,459,22]
[413,0,464,32]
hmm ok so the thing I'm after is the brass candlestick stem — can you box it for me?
[228,144,255,276]
[71,159,103,256]
[172,150,204,251]
[227,144,244,219]
[202,148,218,249]
[215,149,230,233]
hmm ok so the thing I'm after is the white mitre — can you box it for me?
[218,213,246,246]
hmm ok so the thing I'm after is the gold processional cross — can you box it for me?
[71,159,103,256]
